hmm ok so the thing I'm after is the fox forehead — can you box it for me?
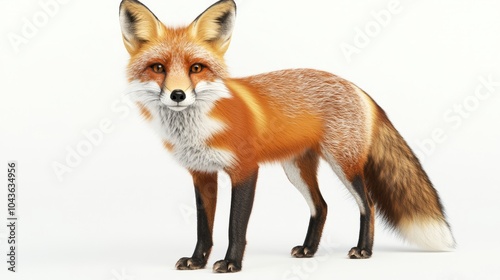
[127,27,228,79]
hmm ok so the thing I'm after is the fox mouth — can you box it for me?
[161,96,193,111]
[168,104,189,111]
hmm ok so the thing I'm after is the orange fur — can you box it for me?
[136,102,153,121]
[190,170,218,234]
[162,140,174,152]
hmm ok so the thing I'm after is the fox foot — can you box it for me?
[348,247,372,259]
[213,259,241,273]
[175,257,206,270]
[291,245,316,258]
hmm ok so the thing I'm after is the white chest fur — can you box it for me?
[126,80,236,172]
[157,104,235,172]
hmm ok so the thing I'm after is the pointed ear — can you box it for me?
[189,0,236,55]
[119,0,164,55]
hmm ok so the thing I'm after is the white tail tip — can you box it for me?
[399,218,456,251]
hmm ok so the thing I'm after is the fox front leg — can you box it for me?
[213,169,259,273]
[176,171,218,270]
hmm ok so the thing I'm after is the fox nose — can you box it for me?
[170,89,186,102]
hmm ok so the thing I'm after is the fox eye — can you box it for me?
[151,63,165,73]
[190,63,204,74]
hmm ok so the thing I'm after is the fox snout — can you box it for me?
[160,87,196,111]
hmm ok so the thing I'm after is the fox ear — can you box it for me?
[119,0,164,55]
[189,0,236,55]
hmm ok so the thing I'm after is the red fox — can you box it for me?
[119,0,455,273]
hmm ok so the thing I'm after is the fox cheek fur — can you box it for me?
[119,0,455,273]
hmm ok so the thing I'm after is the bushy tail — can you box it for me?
[364,104,455,250]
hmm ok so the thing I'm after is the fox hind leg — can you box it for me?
[322,152,375,259]
[282,149,327,258]
[347,175,375,259]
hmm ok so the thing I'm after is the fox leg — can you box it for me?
[347,175,375,259]
[176,171,218,270]
[323,152,375,259]
[213,168,259,273]
[283,149,327,258]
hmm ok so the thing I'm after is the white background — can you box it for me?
[1,0,500,279]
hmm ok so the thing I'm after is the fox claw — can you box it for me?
[348,247,372,259]
[291,245,316,258]
[175,257,206,270]
[213,259,241,273]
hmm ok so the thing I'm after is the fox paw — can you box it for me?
[348,247,372,259]
[291,245,316,258]
[213,259,241,273]
[175,257,206,270]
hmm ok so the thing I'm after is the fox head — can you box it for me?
[119,0,236,111]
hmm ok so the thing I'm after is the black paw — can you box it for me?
[175,257,206,270]
[213,259,241,273]
[291,245,316,258]
[348,247,372,259]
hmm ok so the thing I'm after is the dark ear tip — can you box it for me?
[119,0,132,7]
[221,0,237,15]
[231,0,237,14]
[228,0,237,9]
[119,0,144,11]
[219,0,237,10]
[119,0,131,14]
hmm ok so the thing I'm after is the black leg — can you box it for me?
[291,199,327,257]
[176,171,217,270]
[283,149,327,258]
[348,175,374,259]
[213,169,258,273]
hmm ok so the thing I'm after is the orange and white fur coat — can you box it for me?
[119,0,455,273]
